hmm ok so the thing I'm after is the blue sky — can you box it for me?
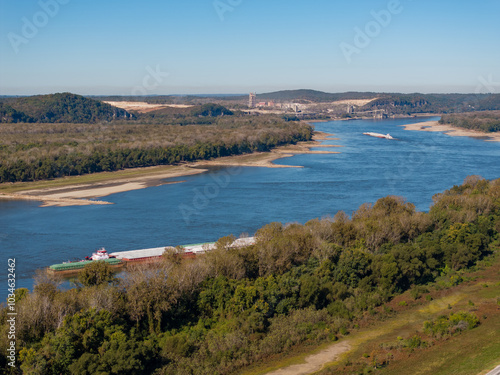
[0,0,499,95]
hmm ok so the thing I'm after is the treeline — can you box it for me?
[362,93,500,114]
[0,93,132,123]
[190,103,233,117]
[0,118,313,183]
[0,103,31,123]
[254,90,378,102]
[1,177,498,374]
[439,111,500,132]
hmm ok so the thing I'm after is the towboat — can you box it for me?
[363,132,394,140]
[92,247,110,260]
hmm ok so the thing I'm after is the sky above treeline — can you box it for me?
[0,0,499,95]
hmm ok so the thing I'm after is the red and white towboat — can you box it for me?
[91,248,110,261]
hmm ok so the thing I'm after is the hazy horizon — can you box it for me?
[0,88,497,98]
[1,88,498,97]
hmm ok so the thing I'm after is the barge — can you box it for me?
[48,237,256,273]
[48,258,124,275]
[109,237,255,263]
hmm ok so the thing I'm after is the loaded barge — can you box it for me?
[48,237,255,274]
[109,237,255,263]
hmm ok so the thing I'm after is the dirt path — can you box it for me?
[261,293,466,375]
[265,341,351,375]
[483,365,500,375]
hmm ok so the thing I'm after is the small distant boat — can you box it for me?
[363,132,394,140]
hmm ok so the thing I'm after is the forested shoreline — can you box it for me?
[0,94,313,183]
[1,176,498,374]
[439,111,500,133]
[0,118,312,183]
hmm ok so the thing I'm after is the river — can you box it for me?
[1,117,499,300]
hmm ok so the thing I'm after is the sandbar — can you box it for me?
[402,120,500,142]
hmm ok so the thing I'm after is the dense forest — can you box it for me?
[361,93,500,114]
[1,176,498,374]
[0,115,312,183]
[0,103,31,123]
[0,93,132,123]
[0,93,312,183]
[439,111,500,132]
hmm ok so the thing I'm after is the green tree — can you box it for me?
[77,261,117,287]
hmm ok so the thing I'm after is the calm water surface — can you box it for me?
[1,117,499,299]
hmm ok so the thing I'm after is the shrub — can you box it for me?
[424,312,480,338]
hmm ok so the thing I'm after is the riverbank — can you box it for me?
[402,120,500,142]
[0,132,340,207]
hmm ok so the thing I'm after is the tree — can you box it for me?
[68,337,155,375]
[203,235,246,279]
[190,103,233,117]
[123,265,178,334]
[77,261,117,287]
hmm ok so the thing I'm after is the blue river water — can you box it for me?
[1,117,499,300]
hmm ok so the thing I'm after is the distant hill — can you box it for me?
[254,89,379,102]
[254,91,500,113]
[361,93,500,114]
[4,92,500,122]
[0,93,132,123]
[85,91,500,114]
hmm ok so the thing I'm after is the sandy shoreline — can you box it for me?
[0,166,207,207]
[0,194,113,207]
[402,120,500,142]
[0,132,340,207]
